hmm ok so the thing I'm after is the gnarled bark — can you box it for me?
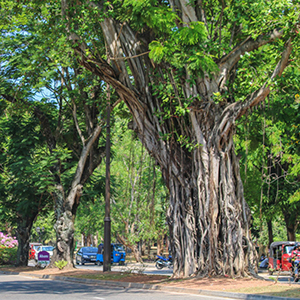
[16,214,38,266]
[50,123,105,268]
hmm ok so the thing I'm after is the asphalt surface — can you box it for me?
[1,273,242,300]
[6,262,300,300]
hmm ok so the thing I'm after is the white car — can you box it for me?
[34,245,54,261]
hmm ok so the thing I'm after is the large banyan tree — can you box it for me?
[25,0,299,276]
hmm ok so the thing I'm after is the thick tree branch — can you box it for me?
[67,123,103,208]
[235,38,292,119]
[218,29,283,90]
[215,38,292,142]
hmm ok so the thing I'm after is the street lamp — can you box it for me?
[103,83,111,272]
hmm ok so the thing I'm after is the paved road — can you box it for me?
[29,260,173,276]
[76,262,173,276]
[0,273,239,300]
[259,270,300,284]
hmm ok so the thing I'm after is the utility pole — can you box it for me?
[103,83,111,272]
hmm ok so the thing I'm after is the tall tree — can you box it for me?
[3,0,299,276]
[236,61,300,243]
[0,108,51,266]
[0,5,108,265]
[61,0,299,277]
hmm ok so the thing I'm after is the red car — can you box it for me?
[29,242,42,260]
[268,241,296,274]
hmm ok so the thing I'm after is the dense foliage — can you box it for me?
[0,0,299,277]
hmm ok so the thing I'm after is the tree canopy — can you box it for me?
[0,0,299,277]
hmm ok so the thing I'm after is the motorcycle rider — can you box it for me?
[291,243,300,281]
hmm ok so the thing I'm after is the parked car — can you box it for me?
[268,241,296,274]
[96,243,126,265]
[29,242,42,260]
[75,247,98,265]
[34,245,54,261]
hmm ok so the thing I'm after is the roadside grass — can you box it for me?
[68,271,168,284]
[228,285,300,299]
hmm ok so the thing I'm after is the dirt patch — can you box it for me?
[162,276,278,291]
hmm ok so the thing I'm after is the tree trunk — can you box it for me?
[48,120,104,268]
[284,212,297,241]
[165,131,256,277]
[93,235,98,248]
[117,234,143,263]
[81,233,85,247]
[267,220,274,247]
[50,184,78,268]
[16,215,37,267]
[86,234,92,247]
[287,226,296,242]
[157,234,164,256]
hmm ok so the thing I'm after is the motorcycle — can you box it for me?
[155,254,173,269]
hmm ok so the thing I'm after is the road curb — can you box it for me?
[1,270,299,300]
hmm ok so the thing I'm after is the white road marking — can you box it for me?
[166,292,236,299]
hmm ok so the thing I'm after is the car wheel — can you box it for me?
[81,258,85,265]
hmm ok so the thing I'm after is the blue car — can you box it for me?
[96,243,126,265]
[75,246,98,265]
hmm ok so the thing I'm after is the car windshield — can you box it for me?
[83,247,97,253]
[42,246,54,251]
[114,244,124,251]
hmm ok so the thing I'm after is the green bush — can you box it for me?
[0,246,18,265]
[54,260,68,270]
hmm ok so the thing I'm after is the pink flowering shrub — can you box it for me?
[0,232,18,265]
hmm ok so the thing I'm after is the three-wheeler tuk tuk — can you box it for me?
[268,241,296,274]
[96,243,126,265]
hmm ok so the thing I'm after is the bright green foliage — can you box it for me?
[54,260,68,270]
[0,109,51,225]
[74,171,106,242]
[31,212,56,244]
[109,117,168,246]
[74,116,168,249]
[121,0,177,33]
[0,0,109,265]
[0,0,299,274]
[149,21,218,77]
[235,50,300,243]
[0,246,18,265]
